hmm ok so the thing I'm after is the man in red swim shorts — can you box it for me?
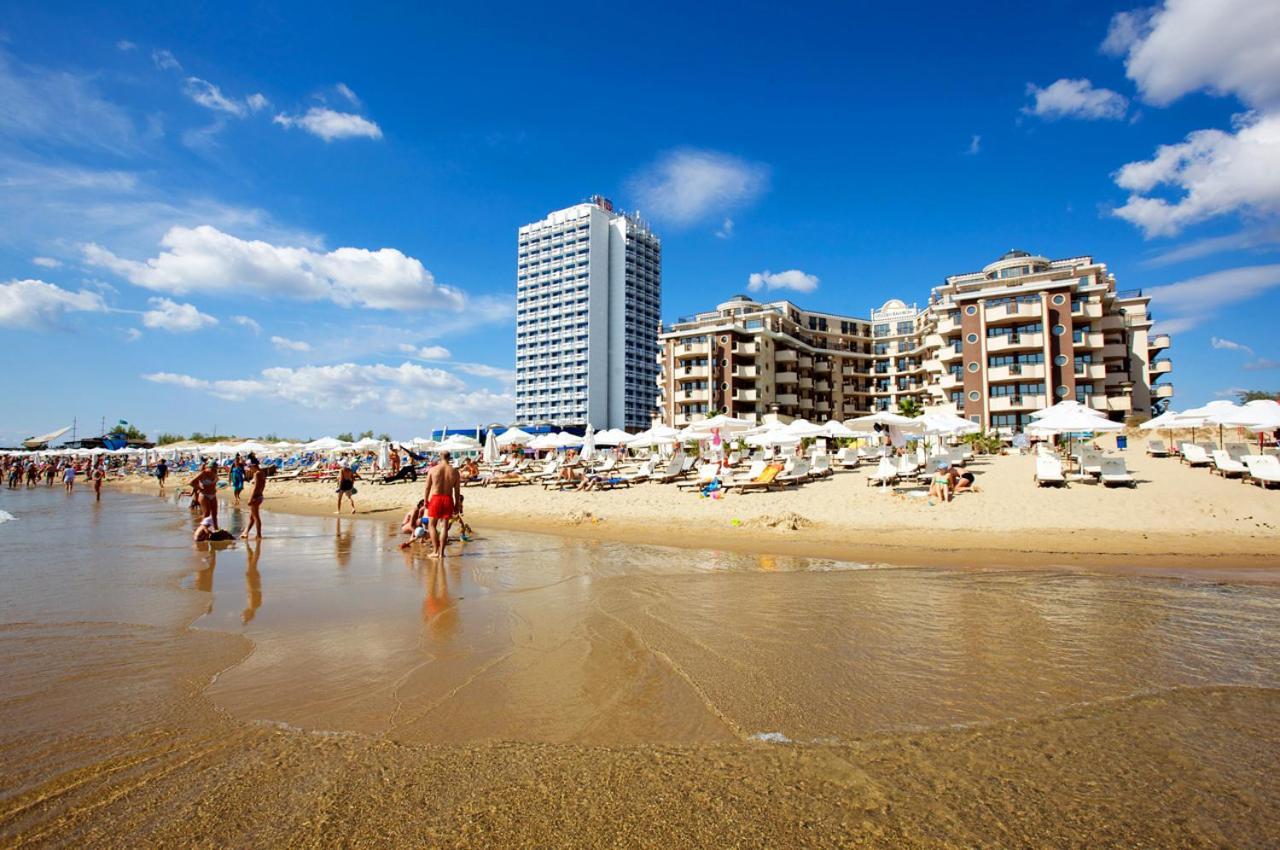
[423,451,461,558]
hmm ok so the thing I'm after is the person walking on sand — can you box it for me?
[336,464,360,515]
[423,451,461,558]
[241,459,268,539]
[229,455,246,505]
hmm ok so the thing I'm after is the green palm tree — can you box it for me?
[897,397,923,418]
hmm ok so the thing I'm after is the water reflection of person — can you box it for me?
[194,544,217,593]
[334,518,353,568]
[421,557,459,642]
[242,540,262,625]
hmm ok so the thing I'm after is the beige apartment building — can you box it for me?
[656,250,1173,431]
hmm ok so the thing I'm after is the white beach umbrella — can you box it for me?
[1027,408,1124,435]
[593,428,631,446]
[822,419,863,439]
[1030,400,1106,420]
[844,411,926,432]
[305,437,347,452]
[1241,399,1280,433]
[436,436,480,455]
[1176,400,1247,447]
[495,427,533,447]
[687,414,754,434]
[919,411,980,436]
[782,418,829,439]
[1138,410,1181,430]
[378,441,390,469]
[527,433,560,451]
[580,424,596,462]
[483,429,500,463]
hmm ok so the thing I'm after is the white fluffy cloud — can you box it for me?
[143,361,514,422]
[1210,336,1253,354]
[271,335,311,352]
[1147,263,1280,332]
[747,269,820,294]
[273,107,382,142]
[629,149,768,224]
[141,297,217,332]
[1024,78,1128,120]
[398,343,451,359]
[1112,111,1280,237]
[0,278,108,329]
[83,224,464,311]
[232,314,261,334]
[183,77,264,117]
[1111,0,1280,109]
[32,256,61,268]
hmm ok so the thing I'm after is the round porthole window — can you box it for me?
[721,382,728,390]
[965,305,978,316]
[1054,354,1068,366]
[966,332,978,344]
[968,390,980,402]
[967,361,979,373]
[1052,324,1066,336]
[1056,385,1069,398]
[720,335,729,343]
[1051,293,1066,306]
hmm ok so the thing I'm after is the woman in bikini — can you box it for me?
[190,461,220,528]
[241,461,267,539]
[336,464,360,515]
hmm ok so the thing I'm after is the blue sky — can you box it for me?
[2,0,1278,442]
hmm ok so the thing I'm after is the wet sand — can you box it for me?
[2,485,1279,847]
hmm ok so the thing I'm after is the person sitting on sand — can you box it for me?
[928,461,957,504]
[953,470,979,494]
[401,499,426,534]
[194,516,234,543]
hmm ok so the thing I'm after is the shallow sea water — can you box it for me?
[2,484,1278,847]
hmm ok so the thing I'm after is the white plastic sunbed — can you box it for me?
[866,456,898,487]
[1242,455,1280,489]
[1099,457,1136,488]
[1035,454,1066,487]
[650,453,688,484]
[1211,450,1248,478]
[775,458,811,487]
[1180,444,1211,467]
[1078,450,1104,478]
[835,447,858,470]
[1146,439,1168,457]
[809,454,833,478]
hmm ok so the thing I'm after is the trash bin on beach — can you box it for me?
[1116,435,1128,450]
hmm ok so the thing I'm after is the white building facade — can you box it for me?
[515,197,661,430]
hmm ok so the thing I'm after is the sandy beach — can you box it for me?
[222,437,1280,575]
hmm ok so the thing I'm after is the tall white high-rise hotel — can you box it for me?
[515,197,661,430]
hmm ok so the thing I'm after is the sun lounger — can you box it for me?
[1242,455,1280,489]
[1180,444,1211,467]
[1078,450,1104,478]
[947,448,967,467]
[775,458,810,487]
[1224,443,1250,461]
[1211,450,1248,478]
[724,462,785,494]
[866,456,898,487]
[1035,454,1066,487]
[727,460,767,485]
[1100,457,1135,487]
[809,454,833,478]
[677,463,722,491]
[1146,439,1168,457]
[650,453,688,484]
[835,447,859,470]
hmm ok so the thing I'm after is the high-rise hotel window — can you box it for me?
[873,323,890,337]
[1072,324,1091,344]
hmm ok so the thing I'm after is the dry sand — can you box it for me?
[222,435,1280,575]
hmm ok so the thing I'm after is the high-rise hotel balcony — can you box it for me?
[987,363,1046,382]
[1151,357,1172,376]
[985,332,1044,353]
[675,366,710,380]
[1102,339,1128,359]
[774,349,798,364]
[984,301,1043,324]
[776,371,799,384]
[1154,383,1174,399]
[776,393,799,406]
[735,342,759,355]
[940,372,963,391]
[798,355,814,369]
[733,364,758,378]
[674,342,711,359]
[988,394,1047,412]
[733,388,759,402]
[1149,334,1171,351]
